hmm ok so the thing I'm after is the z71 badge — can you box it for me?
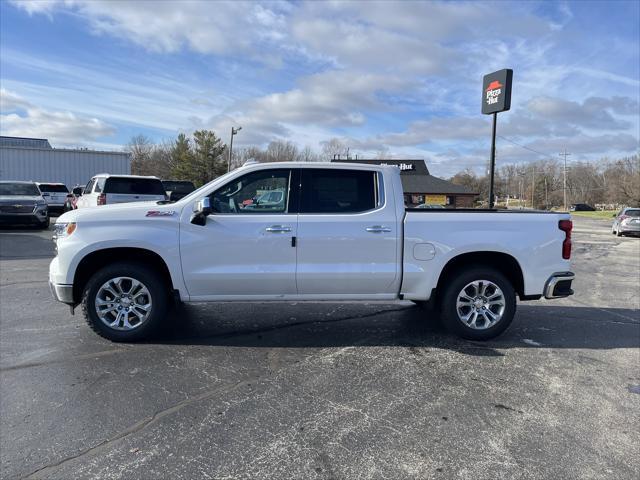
[145,210,175,217]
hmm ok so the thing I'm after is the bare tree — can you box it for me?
[320,138,347,161]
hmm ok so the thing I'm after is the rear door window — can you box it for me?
[104,178,166,195]
[300,169,377,213]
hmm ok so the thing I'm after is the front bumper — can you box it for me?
[0,212,47,225]
[544,272,575,299]
[49,281,75,304]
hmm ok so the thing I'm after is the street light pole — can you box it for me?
[228,126,242,172]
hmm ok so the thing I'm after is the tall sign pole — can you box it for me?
[482,69,513,209]
[489,112,497,210]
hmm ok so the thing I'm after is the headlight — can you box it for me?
[54,222,77,240]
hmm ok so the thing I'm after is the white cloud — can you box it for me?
[10,0,291,60]
[0,89,115,146]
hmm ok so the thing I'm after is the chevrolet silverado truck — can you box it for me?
[50,162,575,342]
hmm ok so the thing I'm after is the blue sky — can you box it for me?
[1,0,638,176]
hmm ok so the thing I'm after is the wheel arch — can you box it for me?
[73,247,175,304]
[433,251,525,301]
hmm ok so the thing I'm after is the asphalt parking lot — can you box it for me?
[1,215,638,479]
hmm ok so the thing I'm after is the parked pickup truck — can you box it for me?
[50,162,575,342]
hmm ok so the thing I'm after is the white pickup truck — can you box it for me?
[50,162,575,342]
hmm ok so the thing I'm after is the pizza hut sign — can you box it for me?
[482,69,513,115]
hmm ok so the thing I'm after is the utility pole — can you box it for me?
[559,150,571,210]
[530,166,536,208]
[228,126,242,172]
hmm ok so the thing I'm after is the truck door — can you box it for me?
[296,168,399,295]
[180,168,298,298]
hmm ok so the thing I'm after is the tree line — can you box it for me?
[127,130,638,207]
[449,155,639,208]
[127,131,335,186]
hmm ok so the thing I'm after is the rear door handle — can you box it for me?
[365,225,391,233]
[265,225,292,233]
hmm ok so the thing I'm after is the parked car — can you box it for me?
[0,180,49,228]
[242,189,286,211]
[76,174,167,209]
[63,186,84,212]
[162,180,196,202]
[416,204,445,209]
[36,182,69,215]
[612,207,640,236]
[50,162,574,342]
[570,203,596,212]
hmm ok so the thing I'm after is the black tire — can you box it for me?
[38,217,50,229]
[616,228,623,237]
[439,267,516,340]
[82,262,168,342]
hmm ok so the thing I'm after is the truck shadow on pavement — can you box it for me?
[155,303,640,355]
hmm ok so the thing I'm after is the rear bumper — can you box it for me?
[619,223,640,233]
[544,272,575,299]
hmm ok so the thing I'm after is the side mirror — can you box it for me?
[190,197,212,225]
[72,187,83,196]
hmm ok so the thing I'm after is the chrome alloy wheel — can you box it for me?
[455,280,506,330]
[94,277,152,331]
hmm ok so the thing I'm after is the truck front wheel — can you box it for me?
[81,262,168,342]
[439,267,516,340]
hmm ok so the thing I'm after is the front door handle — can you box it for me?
[265,225,292,233]
[365,225,392,233]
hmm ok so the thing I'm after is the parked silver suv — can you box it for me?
[0,181,49,228]
[612,207,640,237]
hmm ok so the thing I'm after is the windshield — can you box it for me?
[178,169,238,204]
[38,184,69,193]
[0,183,40,196]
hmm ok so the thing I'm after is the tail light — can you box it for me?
[559,219,572,259]
[619,215,629,222]
[97,193,107,205]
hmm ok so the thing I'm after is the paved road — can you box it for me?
[1,217,638,479]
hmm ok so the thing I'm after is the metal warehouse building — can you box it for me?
[0,136,131,188]
[332,158,478,208]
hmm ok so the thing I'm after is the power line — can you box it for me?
[496,135,558,162]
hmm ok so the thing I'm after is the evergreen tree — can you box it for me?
[192,130,226,186]
[170,133,194,181]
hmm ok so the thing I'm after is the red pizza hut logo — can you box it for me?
[485,80,503,105]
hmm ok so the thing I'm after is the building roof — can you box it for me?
[331,158,477,195]
[0,136,52,149]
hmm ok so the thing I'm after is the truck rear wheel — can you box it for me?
[81,262,168,342]
[439,267,516,340]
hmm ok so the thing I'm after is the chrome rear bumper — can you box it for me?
[544,272,575,299]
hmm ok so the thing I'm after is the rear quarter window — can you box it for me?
[104,178,166,195]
